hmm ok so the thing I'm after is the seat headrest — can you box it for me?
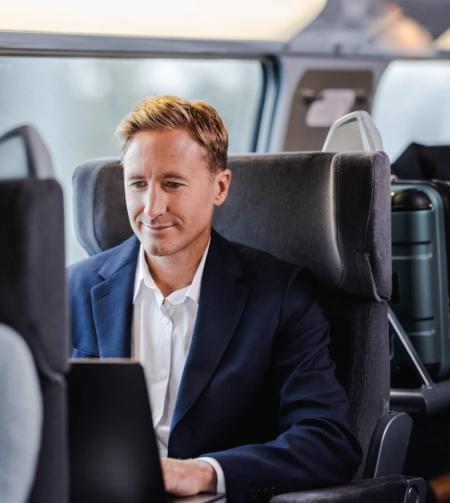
[73,158,132,256]
[323,111,384,153]
[0,124,53,179]
[0,179,69,373]
[73,152,391,300]
[217,152,391,300]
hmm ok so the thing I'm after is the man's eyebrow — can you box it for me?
[160,172,188,181]
[124,171,189,181]
[125,174,146,180]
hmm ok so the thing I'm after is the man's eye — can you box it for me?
[165,181,183,189]
[130,180,146,188]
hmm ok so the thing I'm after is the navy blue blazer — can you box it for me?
[69,230,361,502]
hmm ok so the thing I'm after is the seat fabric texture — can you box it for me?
[270,474,409,503]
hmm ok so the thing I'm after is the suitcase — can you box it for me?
[391,181,450,381]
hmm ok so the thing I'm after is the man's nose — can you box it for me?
[144,184,167,218]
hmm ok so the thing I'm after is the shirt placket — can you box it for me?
[151,300,173,427]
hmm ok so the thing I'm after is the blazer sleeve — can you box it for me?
[203,269,362,502]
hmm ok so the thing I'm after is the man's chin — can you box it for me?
[142,239,175,258]
[146,245,171,258]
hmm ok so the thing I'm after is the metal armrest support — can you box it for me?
[270,475,426,503]
[391,380,450,415]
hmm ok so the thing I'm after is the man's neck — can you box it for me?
[145,233,210,298]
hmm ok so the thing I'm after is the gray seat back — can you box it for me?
[0,178,69,503]
[0,124,68,503]
[73,158,130,256]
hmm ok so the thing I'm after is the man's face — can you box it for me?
[123,128,231,259]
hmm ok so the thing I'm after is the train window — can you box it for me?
[0,57,264,263]
[0,135,28,179]
[373,60,450,161]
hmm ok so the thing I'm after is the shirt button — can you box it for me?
[161,317,170,325]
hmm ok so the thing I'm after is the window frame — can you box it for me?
[0,31,280,152]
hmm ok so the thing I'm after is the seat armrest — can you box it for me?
[270,475,426,503]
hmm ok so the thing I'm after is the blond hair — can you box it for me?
[117,95,228,172]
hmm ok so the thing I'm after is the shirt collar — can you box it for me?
[133,239,210,306]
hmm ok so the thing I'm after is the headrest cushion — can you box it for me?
[0,179,68,372]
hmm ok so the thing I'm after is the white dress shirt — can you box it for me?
[132,241,225,494]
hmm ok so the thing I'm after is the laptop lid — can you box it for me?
[67,360,225,503]
[67,360,167,503]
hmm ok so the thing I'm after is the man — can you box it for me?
[70,95,361,502]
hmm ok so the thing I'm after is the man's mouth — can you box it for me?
[141,222,174,231]
[138,214,180,231]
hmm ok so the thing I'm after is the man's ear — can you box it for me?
[214,169,232,207]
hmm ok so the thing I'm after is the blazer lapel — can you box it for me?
[91,236,139,358]
[171,232,249,431]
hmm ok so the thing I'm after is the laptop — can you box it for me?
[67,360,225,503]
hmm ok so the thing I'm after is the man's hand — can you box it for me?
[161,458,217,496]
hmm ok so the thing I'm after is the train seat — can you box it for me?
[0,125,43,503]
[72,151,424,501]
[0,125,69,503]
[324,111,450,389]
